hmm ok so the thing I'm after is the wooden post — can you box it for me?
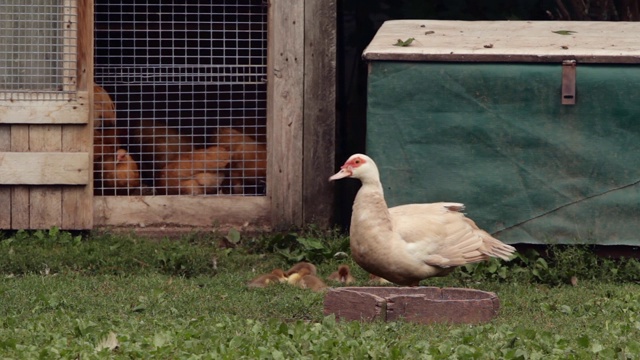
[267,0,305,228]
[268,0,336,228]
[0,126,9,228]
[62,0,93,229]
[303,0,336,227]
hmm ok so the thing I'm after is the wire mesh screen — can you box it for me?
[94,1,268,196]
[0,0,77,100]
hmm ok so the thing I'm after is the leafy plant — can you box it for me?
[259,227,350,265]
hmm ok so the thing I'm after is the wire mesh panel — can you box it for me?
[94,1,268,196]
[0,0,77,100]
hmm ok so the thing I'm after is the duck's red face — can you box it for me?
[329,155,367,181]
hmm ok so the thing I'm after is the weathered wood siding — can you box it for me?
[268,0,336,229]
[0,0,93,229]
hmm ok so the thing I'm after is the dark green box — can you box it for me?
[364,20,640,245]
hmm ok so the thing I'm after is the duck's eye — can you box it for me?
[354,159,361,164]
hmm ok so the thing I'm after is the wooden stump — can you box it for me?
[323,287,500,324]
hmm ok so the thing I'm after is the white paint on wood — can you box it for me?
[94,196,270,228]
[0,92,89,124]
[0,152,89,185]
[363,20,640,63]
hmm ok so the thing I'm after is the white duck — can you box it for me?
[329,154,516,286]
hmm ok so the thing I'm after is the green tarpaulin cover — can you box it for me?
[367,62,640,245]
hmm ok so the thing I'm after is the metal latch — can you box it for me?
[561,60,576,105]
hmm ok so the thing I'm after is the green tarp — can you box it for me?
[367,62,640,245]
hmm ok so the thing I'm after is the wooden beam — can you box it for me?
[267,0,305,228]
[94,196,270,228]
[76,0,92,92]
[303,0,336,227]
[0,93,89,124]
[62,0,93,229]
[28,125,63,229]
[0,126,9,228]
[10,126,30,229]
[62,127,93,228]
[0,152,89,185]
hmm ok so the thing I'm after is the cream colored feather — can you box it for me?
[329,153,516,286]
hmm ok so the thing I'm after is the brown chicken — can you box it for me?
[156,145,230,194]
[93,128,127,161]
[94,84,117,128]
[99,149,141,194]
[247,269,288,288]
[178,172,226,195]
[328,265,356,285]
[211,128,266,194]
[129,120,197,170]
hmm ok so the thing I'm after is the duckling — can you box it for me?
[247,269,287,288]
[299,274,328,292]
[328,265,356,285]
[285,262,317,277]
[368,273,391,285]
[287,268,327,292]
[286,268,311,286]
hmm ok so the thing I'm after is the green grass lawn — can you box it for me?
[1,229,640,358]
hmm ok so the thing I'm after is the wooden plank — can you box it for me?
[0,152,89,185]
[267,0,305,228]
[29,125,63,229]
[0,126,9,228]
[10,126,30,229]
[61,130,93,229]
[94,196,270,228]
[0,93,89,124]
[303,0,336,227]
[363,20,640,63]
[76,0,92,92]
[62,0,78,93]
[62,0,93,229]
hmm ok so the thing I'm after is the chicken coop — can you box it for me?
[0,0,336,231]
[364,20,640,245]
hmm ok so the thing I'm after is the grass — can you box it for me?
[1,229,640,358]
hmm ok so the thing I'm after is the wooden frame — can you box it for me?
[93,0,336,231]
[0,0,93,230]
[0,0,336,231]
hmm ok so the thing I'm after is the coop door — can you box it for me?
[91,1,269,228]
[0,0,93,229]
[93,1,267,198]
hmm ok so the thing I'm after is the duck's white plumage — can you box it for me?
[330,153,516,286]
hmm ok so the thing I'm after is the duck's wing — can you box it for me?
[389,203,499,268]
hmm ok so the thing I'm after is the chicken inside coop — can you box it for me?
[92,85,267,196]
[92,2,268,196]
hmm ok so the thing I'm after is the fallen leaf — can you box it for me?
[96,331,119,351]
[484,44,494,48]
[553,30,576,35]
[394,38,415,47]
[424,30,435,35]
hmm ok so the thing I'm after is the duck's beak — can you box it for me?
[329,167,351,181]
